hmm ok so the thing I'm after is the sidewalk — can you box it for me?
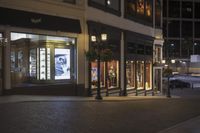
[159,115,200,133]
[0,95,171,104]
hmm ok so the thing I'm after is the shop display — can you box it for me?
[107,61,119,88]
[126,61,135,89]
[17,50,23,72]
[47,48,51,80]
[40,48,46,80]
[137,61,144,89]
[29,49,36,78]
[55,48,70,80]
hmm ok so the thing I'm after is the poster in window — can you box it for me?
[55,49,70,80]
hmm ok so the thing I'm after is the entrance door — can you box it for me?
[0,33,3,94]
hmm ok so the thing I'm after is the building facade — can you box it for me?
[0,0,163,96]
[163,0,200,74]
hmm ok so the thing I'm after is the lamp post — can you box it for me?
[91,33,107,100]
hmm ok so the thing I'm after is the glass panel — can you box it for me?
[163,0,167,17]
[145,62,151,90]
[47,48,51,80]
[195,2,200,18]
[40,48,46,80]
[168,0,180,18]
[0,33,2,90]
[29,49,37,79]
[136,0,145,15]
[195,22,200,38]
[168,20,180,37]
[137,61,144,90]
[182,21,193,38]
[90,0,105,5]
[126,0,137,15]
[107,0,120,11]
[55,48,70,80]
[126,61,135,89]
[91,61,105,89]
[155,0,161,27]
[168,40,180,58]
[107,60,119,89]
[11,32,76,87]
[182,1,193,18]
[145,0,152,18]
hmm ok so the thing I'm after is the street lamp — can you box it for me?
[91,33,107,100]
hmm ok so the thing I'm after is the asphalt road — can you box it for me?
[0,97,200,133]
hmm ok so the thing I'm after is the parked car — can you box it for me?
[170,79,190,89]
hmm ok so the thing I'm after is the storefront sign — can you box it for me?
[0,7,81,33]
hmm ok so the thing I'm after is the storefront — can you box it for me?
[0,7,82,95]
[10,32,76,87]
[125,31,154,95]
[87,21,121,96]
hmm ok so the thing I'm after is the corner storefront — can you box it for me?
[0,7,82,95]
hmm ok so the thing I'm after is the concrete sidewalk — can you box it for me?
[0,95,172,104]
[159,116,200,133]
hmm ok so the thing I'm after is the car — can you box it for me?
[169,79,190,89]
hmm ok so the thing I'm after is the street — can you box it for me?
[0,91,200,133]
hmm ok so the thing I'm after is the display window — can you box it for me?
[91,61,105,89]
[90,60,119,89]
[145,61,152,90]
[136,61,144,90]
[10,32,76,87]
[126,61,135,89]
[107,60,119,89]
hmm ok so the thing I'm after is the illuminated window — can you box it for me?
[107,60,119,89]
[137,0,145,15]
[145,62,152,90]
[126,61,135,89]
[137,61,144,90]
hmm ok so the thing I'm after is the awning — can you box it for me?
[0,7,81,33]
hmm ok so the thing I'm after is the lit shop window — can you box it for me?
[137,61,144,90]
[55,49,70,80]
[145,0,152,17]
[91,61,105,89]
[90,60,119,89]
[145,62,152,90]
[126,61,135,89]
[107,60,119,89]
[137,0,145,15]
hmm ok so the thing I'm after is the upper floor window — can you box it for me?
[88,0,121,16]
[182,1,193,18]
[168,0,180,18]
[195,2,200,18]
[62,0,75,4]
[125,0,153,25]
[155,0,161,27]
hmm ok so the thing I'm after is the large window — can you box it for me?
[91,60,119,89]
[167,40,180,58]
[125,0,153,25]
[195,22,200,38]
[10,32,76,87]
[182,1,193,18]
[155,0,161,27]
[145,61,151,90]
[136,61,144,90]
[88,0,121,15]
[195,2,200,18]
[126,61,135,89]
[168,0,180,18]
[182,21,193,38]
[168,20,180,37]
